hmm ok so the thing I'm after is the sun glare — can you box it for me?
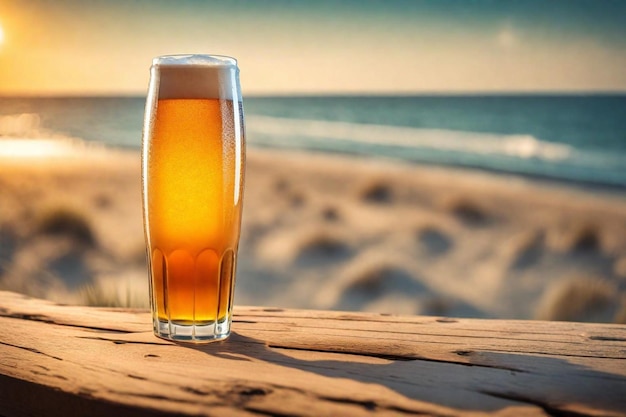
[0,23,4,45]
[0,139,82,158]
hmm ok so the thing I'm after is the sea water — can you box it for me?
[1,94,625,187]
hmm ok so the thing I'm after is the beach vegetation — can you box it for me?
[547,222,605,254]
[321,205,340,221]
[442,197,491,226]
[35,206,97,248]
[274,178,289,193]
[334,261,426,312]
[79,275,149,309]
[80,283,130,308]
[295,230,352,266]
[566,223,602,252]
[359,180,393,204]
[507,230,545,270]
[536,276,618,322]
[93,192,113,209]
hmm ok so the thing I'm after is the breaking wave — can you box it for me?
[247,115,626,187]
[247,115,572,161]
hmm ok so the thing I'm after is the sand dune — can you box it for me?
[1,146,625,322]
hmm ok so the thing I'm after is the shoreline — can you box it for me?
[248,146,626,207]
[4,135,624,195]
[255,145,626,196]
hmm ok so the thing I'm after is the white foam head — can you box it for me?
[151,54,240,100]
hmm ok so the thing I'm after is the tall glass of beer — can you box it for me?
[142,55,245,342]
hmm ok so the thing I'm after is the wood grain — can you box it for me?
[1,291,625,416]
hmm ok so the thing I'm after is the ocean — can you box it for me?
[1,95,625,187]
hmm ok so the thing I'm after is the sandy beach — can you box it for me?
[1,145,625,323]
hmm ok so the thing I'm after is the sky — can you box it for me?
[0,0,625,96]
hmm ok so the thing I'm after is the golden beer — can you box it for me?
[142,55,245,342]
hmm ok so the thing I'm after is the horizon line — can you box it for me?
[2,89,626,99]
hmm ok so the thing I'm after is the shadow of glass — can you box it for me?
[178,331,626,414]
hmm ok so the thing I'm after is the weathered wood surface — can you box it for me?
[0,291,625,417]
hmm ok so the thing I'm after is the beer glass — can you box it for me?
[142,55,245,342]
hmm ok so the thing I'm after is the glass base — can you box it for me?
[153,318,231,343]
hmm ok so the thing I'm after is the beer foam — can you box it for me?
[152,55,240,100]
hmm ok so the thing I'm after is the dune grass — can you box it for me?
[35,206,97,248]
[358,180,393,204]
[79,274,149,308]
[441,197,491,226]
[294,230,353,266]
[536,276,620,322]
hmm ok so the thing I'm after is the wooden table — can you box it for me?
[0,291,625,416]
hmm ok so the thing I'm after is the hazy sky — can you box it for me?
[0,0,625,95]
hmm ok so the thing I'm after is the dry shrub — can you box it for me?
[343,262,426,297]
[258,226,352,267]
[358,180,393,204]
[423,297,453,316]
[548,222,603,253]
[35,207,96,247]
[80,282,134,308]
[295,231,352,266]
[507,230,545,270]
[81,284,124,307]
[321,205,340,222]
[93,192,112,209]
[569,224,602,251]
[79,273,149,308]
[274,178,289,193]
[442,197,490,226]
[347,266,392,294]
[333,262,427,311]
[536,276,618,322]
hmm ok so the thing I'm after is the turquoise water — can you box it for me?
[1,95,625,187]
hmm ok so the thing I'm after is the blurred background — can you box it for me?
[1,0,625,322]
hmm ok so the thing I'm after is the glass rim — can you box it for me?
[151,54,238,68]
